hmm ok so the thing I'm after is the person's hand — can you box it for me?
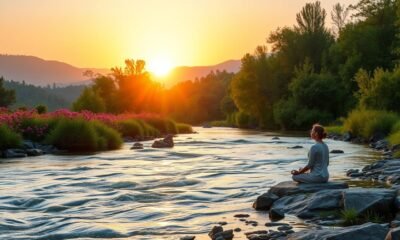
[291,170,299,175]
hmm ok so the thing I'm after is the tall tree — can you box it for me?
[0,77,16,107]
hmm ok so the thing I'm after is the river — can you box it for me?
[0,127,382,240]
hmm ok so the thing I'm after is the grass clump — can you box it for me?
[343,109,398,138]
[117,119,145,137]
[0,124,22,150]
[144,117,178,134]
[176,123,193,133]
[341,208,359,226]
[325,125,344,135]
[45,118,122,152]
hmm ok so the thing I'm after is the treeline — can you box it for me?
[1,78,84,111]
[229,0,400,130]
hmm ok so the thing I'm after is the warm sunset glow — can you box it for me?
[148,56,173,77]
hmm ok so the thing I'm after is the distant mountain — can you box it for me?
[0,55,109,86]
[0,54,240,88]
[157,60,241,87]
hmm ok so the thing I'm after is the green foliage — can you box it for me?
[176,123,193,134]
[45,118,122,152]
[343,109,399,138]
[117,120,145,137]
[325,125,345,135]
[35,105,47,114]
[72,88,106,113]
[341,208,359,226]
[0,77,16,107]
[0,124,22,150]
[144,117,178,134]
[355,67,400,112]
[19,117,50,142]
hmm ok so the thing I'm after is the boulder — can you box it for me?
[342,188,397,217]
[152,135,174,148]
[288,222,389,240]
[343,132,352,142]
[25,148,43,156]
[330,149,344,154]
[2,149,27,158]
[288,145,303,149]
[130,142,144,150]
[270,189,343,219]
[253,192,279,210]
[346,169,359,176]
[22,140,35,149]
[386,227,400,240]
[268,181,348,198]
[269,208,285,221]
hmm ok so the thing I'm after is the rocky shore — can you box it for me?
[186,134,400,240]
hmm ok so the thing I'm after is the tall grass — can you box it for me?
[0,124,22,150]
[343,109,399,139]
[45,118,122,152]
[176,123,193,133]
[325,125,344,135]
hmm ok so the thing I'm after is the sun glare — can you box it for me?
[148,56,173,77]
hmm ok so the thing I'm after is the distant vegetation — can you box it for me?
[0,109,192,152]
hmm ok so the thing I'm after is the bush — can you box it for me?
[144,117,178,134]
[35,105,47,114]
[341,208,359,226]
[93,121,122,150]
[176,123,193,133]
[0,124,22,150]
[45,118,122,152]
[19,117,50,142]
[325,125,344,135]
[117,119,144,137]
[343,109,399,138]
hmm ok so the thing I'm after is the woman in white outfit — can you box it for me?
[291,124,329,183]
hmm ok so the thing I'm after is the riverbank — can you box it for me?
[196,131,400,240]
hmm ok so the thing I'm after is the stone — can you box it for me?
[269,208,285,221]
[130,142,144,149]
[330,149,344,154]
[386,226,400,240]
[233,228,241,232]
[180,236,195,240]
[26,148,43,156]
[152,135,174,148]
[208,226,223,239]
[288,222,389,240]
[278,225,293,231]
[270,189,343,219]
[213,230,234,240]
[265,222,289,227]
[272,137,280,140]
[349,172,364,177]
[234,214,250,218]
[22,140,35,149]
[248,234,270,240]
[253,192,279,210]
[346,169,359,176]
[342,188,397,217]
[2,149,27,158]
[288,145,303,149]
[343,132,352,141]
[218,221,227,226]
[391,220,400,228]
[268,181,349,198]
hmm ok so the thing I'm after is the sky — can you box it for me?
[0,0,359,70]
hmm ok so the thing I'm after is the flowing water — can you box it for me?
[0,127,382,240]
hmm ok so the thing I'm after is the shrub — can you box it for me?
[0,124,22,150]
[343,109,398,138]
[144,117,178,134]
[35,105,47,114]
[117,119,144,137]
[19,117,50,142]
[45,118,122,152]
[93,121,122,150]
[325,125,344,135]
[176,123,193,133]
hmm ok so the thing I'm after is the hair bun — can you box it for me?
[322,132,327,139]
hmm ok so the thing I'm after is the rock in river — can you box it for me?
[288,222,389,240]
[152,135,174,148]
[268,181,349,198]
[253,192,279,210]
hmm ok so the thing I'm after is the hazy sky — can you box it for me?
[0,0,359,69]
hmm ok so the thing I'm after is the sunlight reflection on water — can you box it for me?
[0,127,381,239]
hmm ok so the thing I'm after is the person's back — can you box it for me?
[291,124,330,183]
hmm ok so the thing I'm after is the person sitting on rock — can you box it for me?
[291,124,329,183]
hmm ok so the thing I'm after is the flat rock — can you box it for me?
[2,149,27,158]
[343,188,397,217]
[288,222,389,240]
[270,189,343,219]
[269,208,285,221]
[268,181,348,198]
[330,149,344,154]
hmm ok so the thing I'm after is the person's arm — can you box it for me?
[291,146,316,175]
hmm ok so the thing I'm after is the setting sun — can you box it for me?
[148,56,173,77]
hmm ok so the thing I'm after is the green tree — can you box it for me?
[72,88,106,113]
[0,77,16,107]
